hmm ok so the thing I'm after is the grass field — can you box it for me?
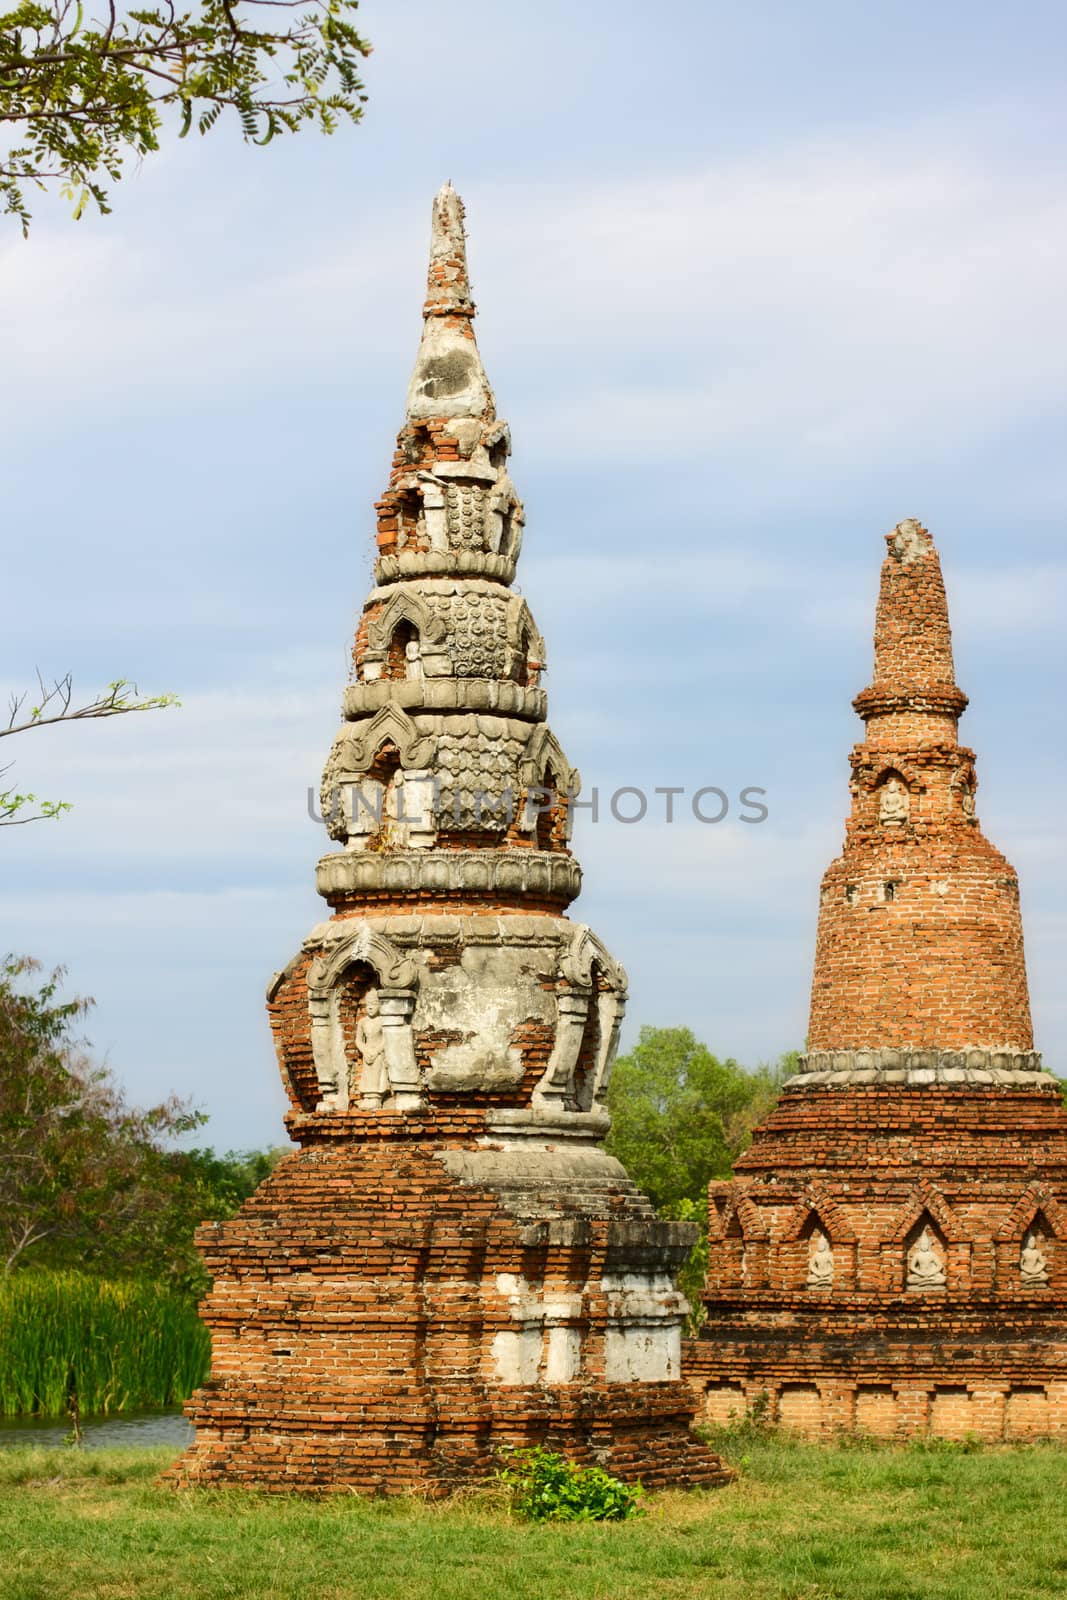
[0,1433,1064,1600]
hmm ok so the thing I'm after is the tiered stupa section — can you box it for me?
[174,187,729,1493]
[687,520,1067,1442]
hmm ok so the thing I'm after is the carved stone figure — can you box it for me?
[807,1229,834,1288]
[907,1227,946,1289]
[355,989,389,1107]
[404,638,423,681]
[1019,1229,1049,1286]
[879,776,910,825]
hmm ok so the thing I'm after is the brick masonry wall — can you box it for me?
[687,1084,1067,1440]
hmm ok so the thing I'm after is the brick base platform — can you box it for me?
[685,1083,1067,1442]
[170,1138,732,1493]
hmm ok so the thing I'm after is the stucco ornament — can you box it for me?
[907,1227,946,1289]
[807,1230,834,1288]
[355,989,389,1107]
[879,776,910,825]
[1019,1230,1049,1286]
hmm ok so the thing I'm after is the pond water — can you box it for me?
[0,1406,193,1450]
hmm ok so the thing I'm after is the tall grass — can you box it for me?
[0,1271,210,1417]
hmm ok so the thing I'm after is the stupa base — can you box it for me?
[168,1139,733,1494]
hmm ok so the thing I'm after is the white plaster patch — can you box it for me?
[421,944,553,1090]
[604,1324,681,1383]
[492,1329,543,1385]
[544,1327,582,1384]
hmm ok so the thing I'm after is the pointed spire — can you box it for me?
[854,519,968,727]
[871,519,958,688]
[405,183,495,423]
[422,182,475,318]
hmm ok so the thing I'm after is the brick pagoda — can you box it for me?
[173,186,729,1493]
[687,518,1067,1441]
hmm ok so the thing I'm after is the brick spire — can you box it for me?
[693,520,1067,1441]
[853,518,968,747]
[800,518,1043,1080]
[869,517,959,689]
[421,181,475,318]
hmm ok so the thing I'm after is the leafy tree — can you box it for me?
[0,954,285,1284]
[606,1025,788,1213]
[1,672,178,825]
[0,0,371,231]
[606,1027,796,1330]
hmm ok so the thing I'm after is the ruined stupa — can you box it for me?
[174,186,730,1492]
[688,519,1067,1441]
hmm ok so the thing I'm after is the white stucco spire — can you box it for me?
[405,183,495,422]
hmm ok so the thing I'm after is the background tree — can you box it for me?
[0,954,285,1285]
[605,1026,796,1326]
[0,0,371,230]
[1,672,178,825]
[606,1025,789,1212]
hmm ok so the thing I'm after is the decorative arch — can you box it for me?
[338,706,436,773]
[518,726,579,797]
[365,589,448,656]
[998,1185,1067,1242]
[709,1192,767,1244]
[532,926,628,1112]
[311,927,419,993]
[519,727,579,847]
[560,924,628,994]
[863,760,924,795]
[505,597,545,683]
[885,1184,966,1245]
[783,1185,856,1244]
[306,929,423,1113]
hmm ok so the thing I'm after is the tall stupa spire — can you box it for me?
[405,183,494,424]
[866,517,961,692]
[803,518,1037,1068]
[174,187,729,1496]
[421,181,476,317]
[689,516,1067,1448]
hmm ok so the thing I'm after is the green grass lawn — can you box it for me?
[1,1434,1065,1600]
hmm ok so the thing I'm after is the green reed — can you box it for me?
[0,1271,210,1417]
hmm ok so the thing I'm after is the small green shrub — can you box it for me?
[497,1446,644,1522]
[906,1432,984,1456]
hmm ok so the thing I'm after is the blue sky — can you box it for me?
[2,0,1065,1149]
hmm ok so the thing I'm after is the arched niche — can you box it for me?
[306,929,423,1112]
[362,591,450,680]
[531,927,628,1112]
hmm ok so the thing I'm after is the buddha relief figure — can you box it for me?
[879,776,910,825]
[807,1229,835,1289]
[355,989,389,1107]
[907,1227,947,1290]
[954,771,976,819]
[1019,1229,1049,1286]
[404,637,423,681]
